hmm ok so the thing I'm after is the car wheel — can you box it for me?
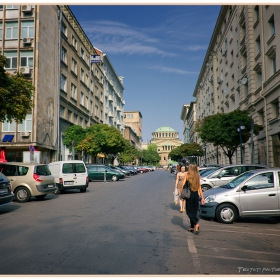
[15,187,31,203]
[216,203,238,224]
[201,184,211,192]
[111,175,118,181]
[35,195,47,200]
[80,188,86,193]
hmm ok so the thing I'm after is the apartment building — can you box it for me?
[188,5,280,167]
[123,111,142,150]
[0,5,125,163]
[180,104,190,143]
[103,54,125,134]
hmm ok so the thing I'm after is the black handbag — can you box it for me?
[181,181,191,200]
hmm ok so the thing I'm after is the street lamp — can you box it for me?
[237,124,245,164]
[204,144,207,164]
[196,149,200,166]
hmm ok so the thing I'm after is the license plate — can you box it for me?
[64,181,74,185]
[48,184,54,188]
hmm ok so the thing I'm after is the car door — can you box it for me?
[97,166,107,180]
[73,163,87,186]
[212,167,237,187]
[239,171,279,216]
[87,166,98,181]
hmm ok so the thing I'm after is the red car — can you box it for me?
[136,167,149,173]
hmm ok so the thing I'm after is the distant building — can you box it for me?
[123,111,142,150]
[150,126,183,166]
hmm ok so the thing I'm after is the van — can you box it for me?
[200,168,280,223]
[48,160,88,194]
[0,162,56,202]
[200,164,269,191]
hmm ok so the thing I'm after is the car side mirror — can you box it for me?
[217,174,222,179]
[241,185,248,191]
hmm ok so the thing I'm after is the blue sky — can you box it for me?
[70,5,221,142]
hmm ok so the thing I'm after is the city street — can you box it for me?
[1,169,280,276]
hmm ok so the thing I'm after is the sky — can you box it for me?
[69,4,221,142]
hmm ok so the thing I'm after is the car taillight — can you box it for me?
[33,174,42,182]
[86,176,89,183]
[59,178,63,184]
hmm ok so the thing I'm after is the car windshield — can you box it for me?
[220,171,255,189]
[200,168,218,176]
[35,165,52,176]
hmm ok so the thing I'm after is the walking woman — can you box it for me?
[174,165,187,213]
[186,163,205,235]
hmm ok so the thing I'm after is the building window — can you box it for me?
[0,22,3,40]
[265,45,276,76]
[255,36,261,54]
[73,114,77,124]
[21,21,34,38]
[81,48,84,59]
[60,106,65,118]
[85,96,89,110]
[71,58,77,74]
[68,110,72,122]
[61,22,67,36]
[71,83,77,99]
[0,5,4,10]
[268,15,275,36]
[80,68,84,83]
[20,51,33,67]
[79,117,83,126]
[254,6,259,22]
[72,36,77,50]
[5,21,18,39]
[80,92,84,106]
[18,113,32,132]
[61,74,67,92]
[2,119,16,132]
[95,105,98,116]
[61,46,67,64]
[4,51,17,69]
[6,5,19,9]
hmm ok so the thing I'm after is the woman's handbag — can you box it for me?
[180,181,191,200]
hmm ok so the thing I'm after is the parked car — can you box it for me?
[200,168,280,223]
[118,166,137,175]
[86,164,125,181]
[200,164,224,168]
[0,172,14,207]
[0,162,56,202]
[137,167,149,173]
[49,160,88,194]
[108,165,131,177]
[199,167,219,177]
[170,165,177,174]
[200,164,270,191]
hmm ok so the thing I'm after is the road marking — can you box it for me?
[187,235,203,274]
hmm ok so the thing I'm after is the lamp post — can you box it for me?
[204,144,207,164]
[196,149,200,166]
[237,124,245,164]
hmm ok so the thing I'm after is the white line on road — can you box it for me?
[187,235,203,274]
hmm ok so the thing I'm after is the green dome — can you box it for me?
[155,126,175,132]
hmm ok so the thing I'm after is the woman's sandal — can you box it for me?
[194,225,200,235]
[187,228,194,232]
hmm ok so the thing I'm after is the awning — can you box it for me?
[97,152,107,158]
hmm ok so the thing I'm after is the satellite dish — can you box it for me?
[241,77,248,85]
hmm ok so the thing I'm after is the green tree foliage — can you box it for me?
[63,125,87,152]
[168,143,204,163]
[77,124,126,156]
[168,145,182,162]
[195,109,263,164]
[118,139,139,164]
[0,54,34,123]
[142,144,160,165]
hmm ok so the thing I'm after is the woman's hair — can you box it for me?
[187,163,200,191]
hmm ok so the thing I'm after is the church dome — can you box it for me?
[155,126,175,132]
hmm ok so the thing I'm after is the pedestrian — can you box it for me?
[185,163,205,235]
[174,164,187,213]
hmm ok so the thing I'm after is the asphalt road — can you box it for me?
[1,169,280,276]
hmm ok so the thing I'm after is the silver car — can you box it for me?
[200,168,280,223]
[200,164,269,191]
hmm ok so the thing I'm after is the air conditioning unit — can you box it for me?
[22,5,32,12]
[21,131,30,137]
[222,88,228,94]
[20,66,30,74]
[222,50,227,57]
[22,37,32,44]
[217,78,222,84]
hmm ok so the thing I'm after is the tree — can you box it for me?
[168,146,182,162]
[63,125,87,152]
[0,54,34,123]
[142,145,160,165]
[118,139,139,164]
[77,124,126,156]
[195,109,263,164]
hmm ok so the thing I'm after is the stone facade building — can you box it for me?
[150,126,183,166]
[186,5,280,167]
[0,5,125,163]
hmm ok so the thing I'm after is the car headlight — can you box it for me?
[204,195,216,203]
